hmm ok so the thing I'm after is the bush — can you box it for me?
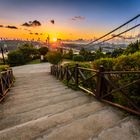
[0,65,9,72]
[63,49,73,60]
[63,61,91,68]
[73,55,84,62]
[114,52,140,71]
[93,57,115,70]
[124,40,140,55]
[46,51,62,65]
[7,50,26,66]
[38,47,48,56]
[18,43,38,62]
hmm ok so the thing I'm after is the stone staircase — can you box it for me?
[0,64,139,140]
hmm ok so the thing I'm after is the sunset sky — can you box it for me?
[0,0,140,41]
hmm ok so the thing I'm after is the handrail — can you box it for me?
[78,67,98,72]
[0,68,14,102]
[51,64,140,115]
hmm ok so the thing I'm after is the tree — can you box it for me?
[47,51,62,65]
[7,50,25,66]
[68,49,73,59]
[38,47,48,56]
[79,47,86,56]
[124,40,140,55]
[18,43,38,62]
[95,49,105,60]
[111,48,124,58]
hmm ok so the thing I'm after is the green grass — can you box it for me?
[27,59,41,65]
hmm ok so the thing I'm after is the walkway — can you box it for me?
[0,63,139,140]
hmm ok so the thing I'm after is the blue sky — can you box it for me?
[0,0,139,40]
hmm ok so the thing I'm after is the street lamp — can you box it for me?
[0,41,8,65]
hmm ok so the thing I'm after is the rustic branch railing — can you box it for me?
[0,68,14,102]
[51,64,140,115]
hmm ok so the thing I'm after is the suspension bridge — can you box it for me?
[83,14,140,51]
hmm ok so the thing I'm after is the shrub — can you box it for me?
[124,40,140,55]
[63,49,73,60]
[46,51,62,65]
[111,48,124,57]
[114,52,140,71]
[93,57,115,70]
[7,50,26,66]
[18,43,38,62]
[0,65,9,72]
[73,55,84,62]
[38,47,48,56]
[63,61,91,68]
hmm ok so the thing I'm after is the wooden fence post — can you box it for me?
[60,66,63,80]
[96,65,105,99]
[56,65,59,79]
[0,74,4,96]
[66,65,69,85]
[75,64,79,87]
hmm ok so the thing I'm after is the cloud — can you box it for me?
[24,29,31,32]
[29,32,43,35]
[50,20,55,24]
[22,22,30,27]
[22,20,41,27]
[111,34,139,40]
[71,16,85,21]
[0,25,3,27]
[35,33,39,35]
[5,25,18,29]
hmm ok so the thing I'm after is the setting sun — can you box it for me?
[52,37,57,42]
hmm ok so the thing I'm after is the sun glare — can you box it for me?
[52,37,57,42]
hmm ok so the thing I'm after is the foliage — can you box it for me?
[79,48,95,61]
[7,43,40,66]
[73,55,84,62]
[27,59,41,65]
[111,48,124,57]
[94,49,105,59]
[63,49,73,59]
[38,47,48,56]
[18,43,38,62]
[63,61,91,68]
[93,57,115,70]
[124,40,140,55]
[47,51,62,65]
[0,65,9,72]
[7,50,26,66]
[114,52,140,71]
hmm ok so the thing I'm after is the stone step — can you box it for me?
[0,101,105,140]
[0,95,91,130]
[35,108,124,140]
[0,91,84,116]
[4,89,76,107]
[91,117,140,140]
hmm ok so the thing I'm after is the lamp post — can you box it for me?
[0,46,5,64]
[0,39,8,65]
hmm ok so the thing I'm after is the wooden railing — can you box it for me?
[0,68,14,102]
[51,64,140,115]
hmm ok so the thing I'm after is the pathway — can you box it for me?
[0,63,139,140]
